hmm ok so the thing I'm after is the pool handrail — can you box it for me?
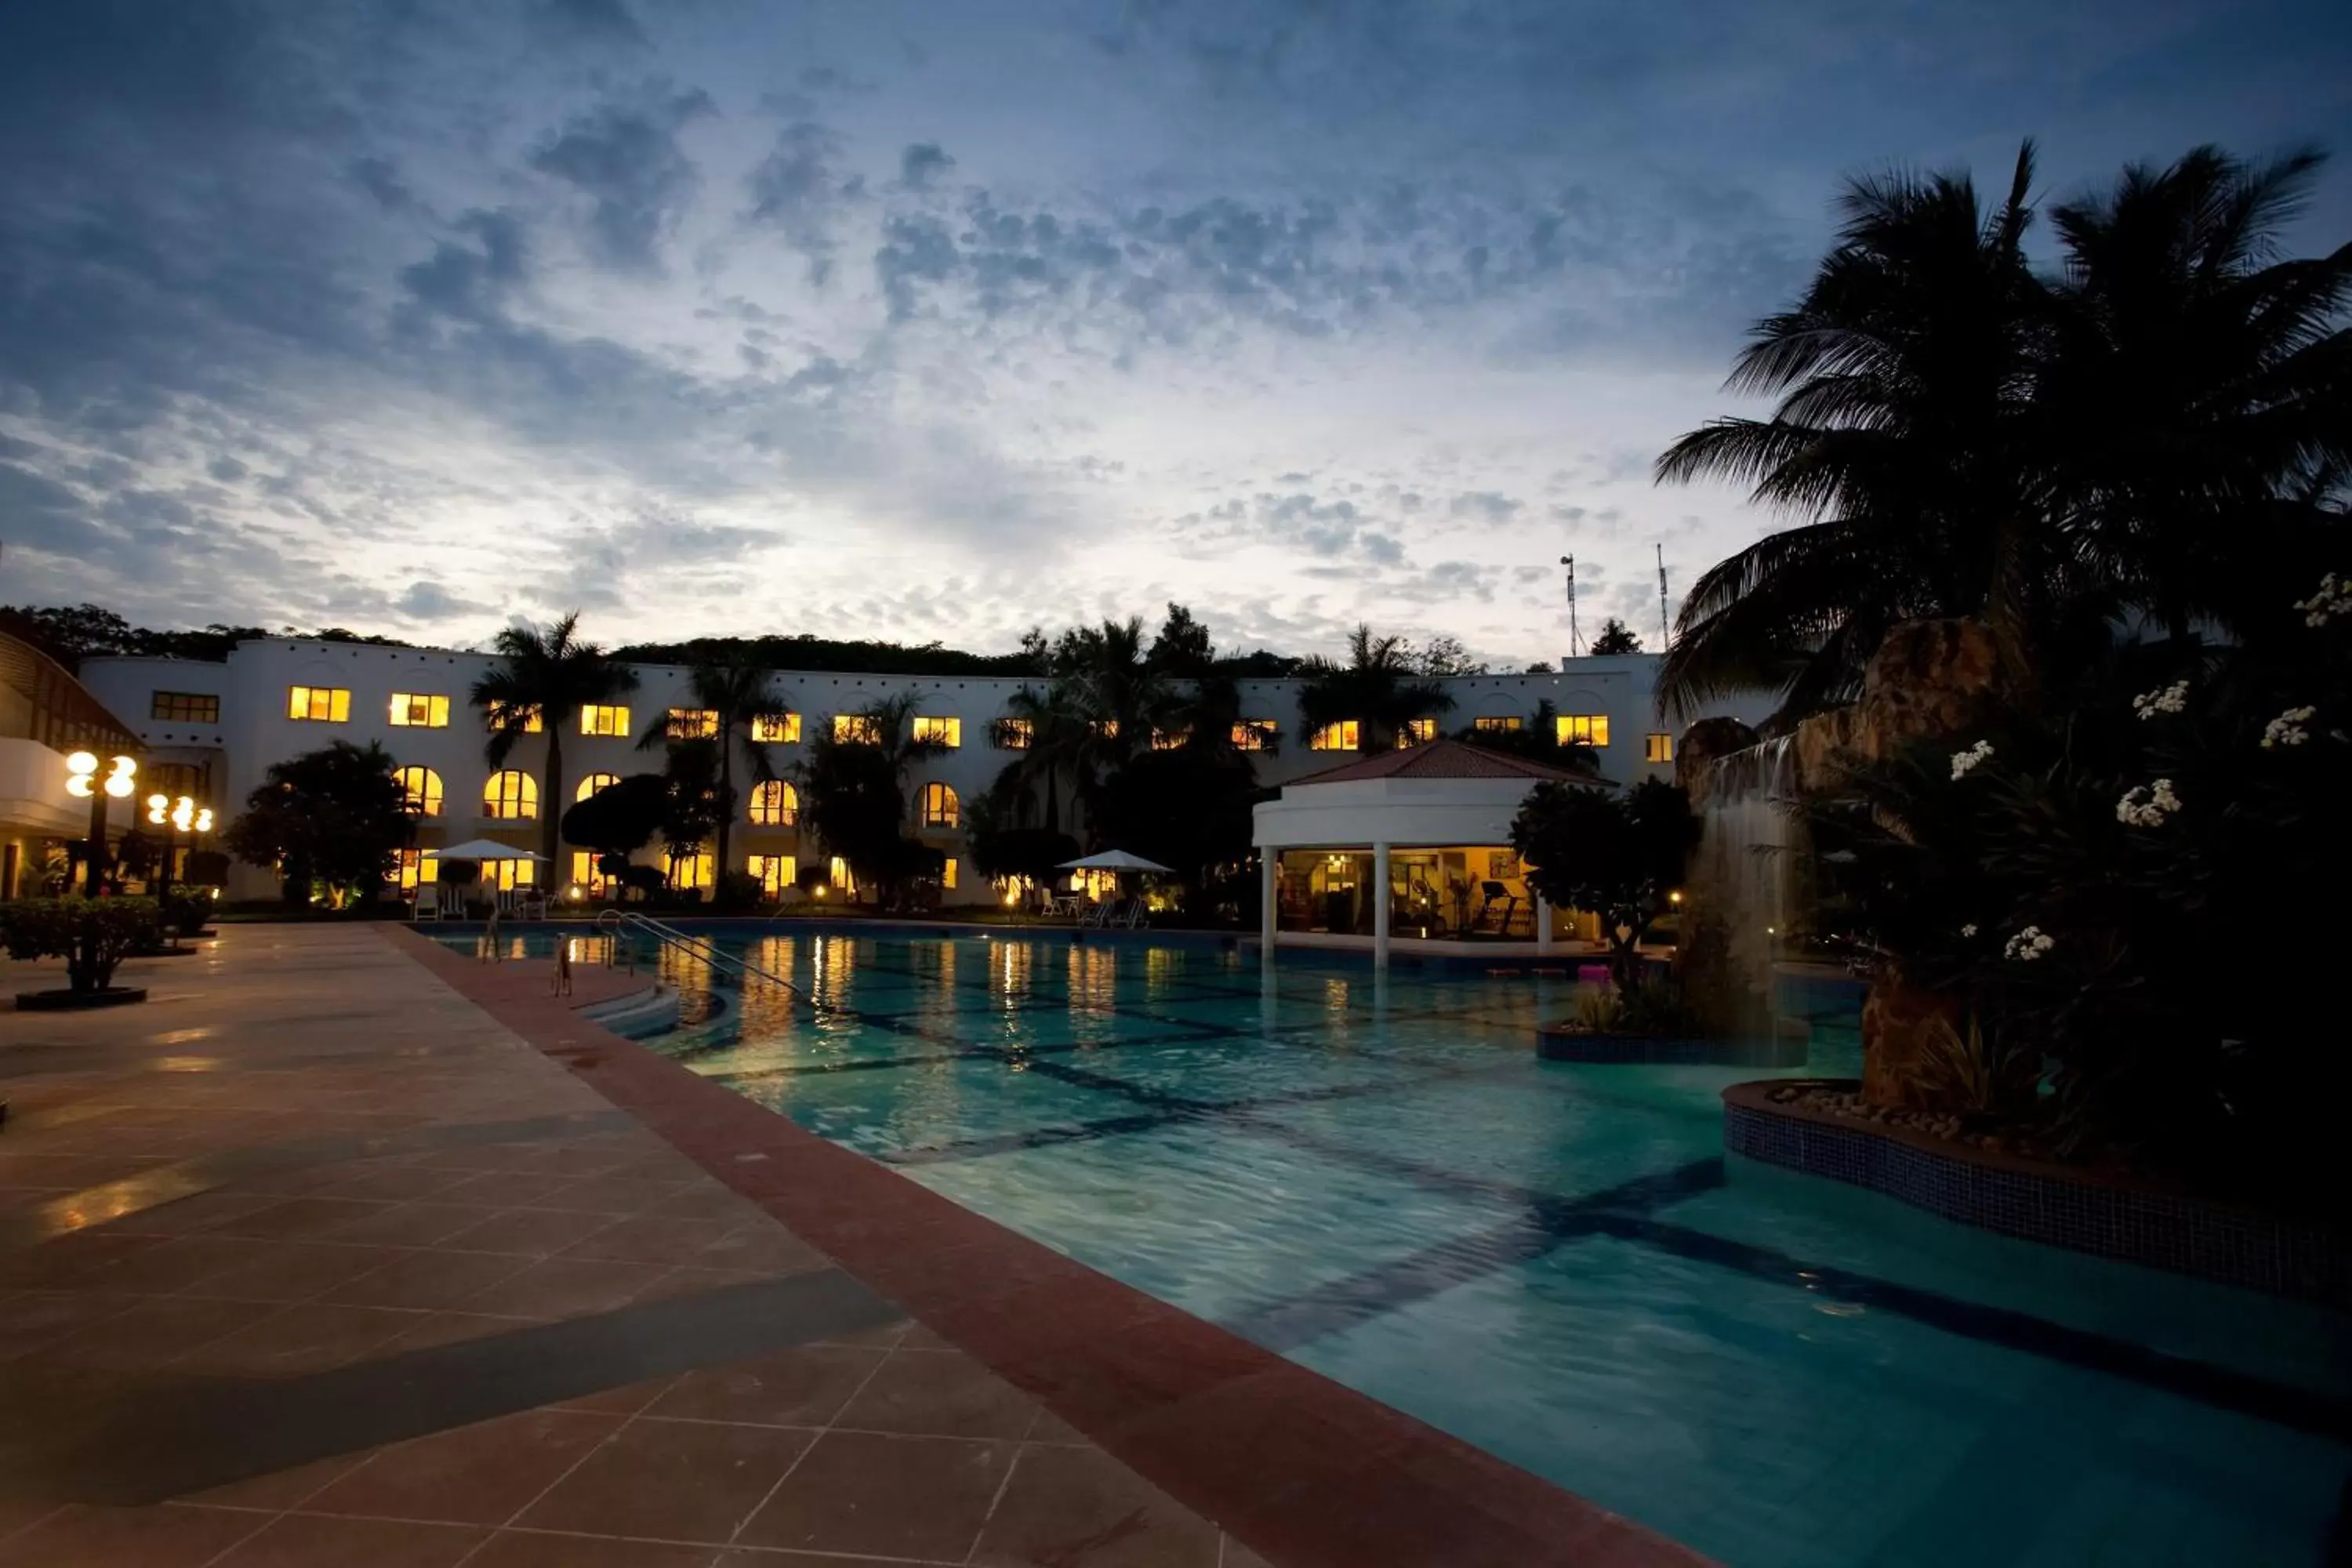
[593,909,817,1011]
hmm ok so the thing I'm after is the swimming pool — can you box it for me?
[457,927,2351,1566]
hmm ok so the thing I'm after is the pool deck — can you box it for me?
[0,924,1704,1568]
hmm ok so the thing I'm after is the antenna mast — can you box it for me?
[1655,544,1671,650]
[1559,555,1581,656]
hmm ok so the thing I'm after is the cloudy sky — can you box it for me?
[2,1,2345,667]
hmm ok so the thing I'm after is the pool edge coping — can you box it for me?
[383,924,1713,1568]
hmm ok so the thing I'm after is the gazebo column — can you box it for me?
[1536,896,1554,955]
[1372,841,1392,971]
[1259,850,1277,964]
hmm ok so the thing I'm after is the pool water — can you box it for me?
[459,928,2352,1566]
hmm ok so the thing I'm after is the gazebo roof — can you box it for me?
[1283,737,1611,788]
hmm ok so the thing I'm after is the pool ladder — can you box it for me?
[593,910,815,1010]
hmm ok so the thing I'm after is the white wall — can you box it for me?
[77,640,1775,903]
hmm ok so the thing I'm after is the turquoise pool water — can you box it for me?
[456,927,2351,1566]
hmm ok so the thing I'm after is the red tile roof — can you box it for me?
[1283,736,1613,786]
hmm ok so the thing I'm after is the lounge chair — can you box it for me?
[413,885,442,922]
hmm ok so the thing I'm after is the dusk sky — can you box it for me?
[3,1,2346,668]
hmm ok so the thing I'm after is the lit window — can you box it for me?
[579,704,631,737]
[483,770,539,819]
[1558,714,1610,747]
[913,716,961,748]
[1091,719,1120,739]
[575,771,621,802]
[1473,716,1523,732]
[571,851,614,897]
[487,702,543,733]
[395,849,441,891]
[1400,717,1436,746]
[750,713,800,743]
[829,855,854,894]
[288,685,350,722]
[942,857,959,890]
[394,766,444,817]
[993,717,1033,750]
[1231,720,1276,752]
[669,848,713,891]
[749,779,798,826]
[1150,726,1189,750]
[666,707,718,739]
[748,854,797,896]
[390,693,450,728]
[1310,720,1359,751]
[920,782,960,828]
[485,858,535,891]
[1645,732,1675,764]
[151,691,219,724]
[833,713,880,744]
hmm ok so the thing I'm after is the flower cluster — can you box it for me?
[2004,926,2055,961]
[2293,573,2351,627]
[1949,739,1994,780]
[2131,681,2189,720]
[2116,778,2182,827]
[2261,706,2316,750]
[1959,923,1978,938]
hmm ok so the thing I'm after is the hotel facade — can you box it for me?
[66,637,1771,906]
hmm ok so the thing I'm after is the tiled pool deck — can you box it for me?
[0,925,1697,1568]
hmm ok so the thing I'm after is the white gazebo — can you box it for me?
[1251,739,1613,970]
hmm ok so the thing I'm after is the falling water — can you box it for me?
[1689,736,1800,1020]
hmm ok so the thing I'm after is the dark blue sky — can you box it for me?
[2,0,2345,664]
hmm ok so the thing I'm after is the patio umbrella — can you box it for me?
[431,839,549,862]
[1056,849,1174,873]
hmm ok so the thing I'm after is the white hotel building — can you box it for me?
[72,637,1769,907]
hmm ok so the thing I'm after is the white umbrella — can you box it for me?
[1057,849,1174,873]
[432,839,549,862]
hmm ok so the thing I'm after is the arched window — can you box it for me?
[575,772,621,802]
[483,770,539,819]
[748,779,798,826]
[394,766,443,817]
[920,782,960,828]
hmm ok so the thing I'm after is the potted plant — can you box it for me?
[2,897,162,1009]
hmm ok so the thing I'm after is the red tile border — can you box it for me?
[385,925,1708,1568]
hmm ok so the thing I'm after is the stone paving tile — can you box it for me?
[0,1502,267,1567]
[301,1408,624,1526]
[514,1417,817,1543]
[645,1343,887,1428]
[971,1443,1222,1568]
[735,1428,1014,1561]
[835,1346,1042,1440]
[453,1255,673,1318]
[205,1512,487,1567]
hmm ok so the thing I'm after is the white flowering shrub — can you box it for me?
[2259,706,2314,749]
[2131,681,2190,720]
[2114,778,2182,828]
[1948,739,1993,780]
[2292,572,2351,627]
[2002,926,2054,961]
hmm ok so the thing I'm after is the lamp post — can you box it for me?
[65,752,137,896]
[143,793,216,903]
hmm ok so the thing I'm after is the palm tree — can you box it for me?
[471,614,641,868]
[1654,143,2049,722]
[994,682,1090,837]
[1296,624,1454,751]
[797,692,952,904]
[2041,146,2352,648]
[636,654,794,879]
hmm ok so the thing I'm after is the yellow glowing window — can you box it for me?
[942,857,959,890]
[668,849,712,891]
[485,858,535,891]
[748,779,797,826]
[575,771,621,801]
[1645,732,1675,764]
[993,717,1033,750]
[1310,720,1359,751]
[833,714,880,745]
[748,854,797,896]
[750,713,800,743]
[1473,716,1523,732]
[390,693,450,728]
[579,704,631,737]
[1558,714,1610,747]
[913,716,961,748]
[666,707,718,739]
[396,848,441,891]
[829,855,853,892]
[288,685,350,722]
[488,702,543,733]
[571,851,615,896]
[1150,727,1189,751]
[1400,717,1436,746]
[151,691,218,723]
[1091,719,1120,739]
[1231,720,1276,752]
[920,782,960,828]
[394,765,444,817]
[483,770,539,819]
